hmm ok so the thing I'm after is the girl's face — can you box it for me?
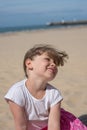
[29,52,58,82]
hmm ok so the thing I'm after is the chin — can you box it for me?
[47,76,55,82]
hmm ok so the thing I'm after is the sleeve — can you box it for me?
[50,88,63,107]
[4,85,25,107]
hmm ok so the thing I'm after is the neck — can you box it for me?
[25,78,47,99]
[27,77,47,89]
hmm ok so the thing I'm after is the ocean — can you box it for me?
[0,0,87,33]
[1,21,87,34]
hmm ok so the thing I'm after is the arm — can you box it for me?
[8,100,28,130]
[48,101,61,130]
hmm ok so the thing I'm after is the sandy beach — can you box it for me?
[0,26,87,130]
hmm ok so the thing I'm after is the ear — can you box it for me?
[25,58,33,70]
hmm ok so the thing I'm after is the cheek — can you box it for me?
[32,60,47,72]
[36,64,46,73]
[33,62,43,71]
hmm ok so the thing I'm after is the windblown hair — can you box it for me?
[23,44,69,77]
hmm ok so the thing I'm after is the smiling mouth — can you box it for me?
[47,68,57,74]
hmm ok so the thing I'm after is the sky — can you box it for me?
[0,0,87,27]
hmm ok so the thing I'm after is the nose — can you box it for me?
[50,59,58,73]
[50,59,56,66]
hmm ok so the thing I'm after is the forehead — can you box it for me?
[44,51,57,58]
[39,52,57,61]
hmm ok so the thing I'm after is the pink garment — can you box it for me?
[41,127,47,130]
[41,108,87,130]
[60,108,87,130]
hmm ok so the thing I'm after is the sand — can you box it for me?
[0,26,87,130]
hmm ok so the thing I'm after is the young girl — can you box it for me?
[5,44,87,130]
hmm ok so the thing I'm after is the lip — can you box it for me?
[47,67,57,74]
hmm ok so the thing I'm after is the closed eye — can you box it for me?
[44,57,50,61]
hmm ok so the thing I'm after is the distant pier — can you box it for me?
[46,20,87,26]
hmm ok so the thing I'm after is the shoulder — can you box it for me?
[46,83,61,94]
[4,79,27,106]
[12,79,26,88]
[7,79,26,93]
[46,83,63,107]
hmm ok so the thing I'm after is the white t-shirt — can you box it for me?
[5,79,63,130]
